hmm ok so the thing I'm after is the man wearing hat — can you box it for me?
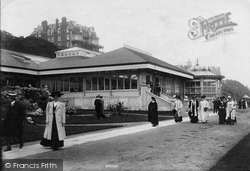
[40,91,66,151]
[218,96,227,124]
[3,92,25,151]
[198,95,210,123]
[94,95,105,119]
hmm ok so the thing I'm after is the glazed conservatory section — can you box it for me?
[40,70,188,110]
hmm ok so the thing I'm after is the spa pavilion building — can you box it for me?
[1,45,195,111]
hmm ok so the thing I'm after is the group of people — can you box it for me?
[188,95,237,125]
[3,91,66,152]
[238,99,248,109]
[147,94,239,128]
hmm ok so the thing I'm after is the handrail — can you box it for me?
[146,91,172,104]
[160,92,175,100]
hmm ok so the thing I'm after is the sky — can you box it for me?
[1,0,250,87]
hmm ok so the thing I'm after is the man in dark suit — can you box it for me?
[3,92,25,151]
[213,97,219,114]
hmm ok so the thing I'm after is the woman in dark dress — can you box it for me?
[188,95,199,123]
[218,96,227,124]
[148,97,159,127]
[40,91,66,150]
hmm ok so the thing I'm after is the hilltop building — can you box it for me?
[30,17,103,52]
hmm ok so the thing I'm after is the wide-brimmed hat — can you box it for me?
[50,91,64,97]
[228,96,232,99]
[201,95,206,99]
[96,94,101,98]
[176,95,180,99]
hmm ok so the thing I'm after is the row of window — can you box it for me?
[41,75,138,92]
[42,77,83,92]
[86,75,138,91]
[185,81,216,88]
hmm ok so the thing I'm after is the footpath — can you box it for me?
[2,109,250,171]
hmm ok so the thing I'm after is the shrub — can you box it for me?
[106,100,127,115]
[66,106,76,116]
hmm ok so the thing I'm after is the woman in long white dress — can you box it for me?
[199,95,209,123]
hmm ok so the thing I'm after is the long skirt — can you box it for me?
[40,115,64,149]
[200,111,209,123]
[219,109,226,124]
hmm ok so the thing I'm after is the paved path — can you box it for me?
[36,122,148,127]
[2,114,194,160]
[2,110,250,171]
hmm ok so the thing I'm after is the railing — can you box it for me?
[146,91,173,111]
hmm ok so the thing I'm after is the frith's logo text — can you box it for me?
[188,12,237,41]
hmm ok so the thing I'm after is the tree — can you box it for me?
[221,79,250,100]
[1,30,60,58]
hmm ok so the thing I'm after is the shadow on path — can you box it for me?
[210,132,250,171]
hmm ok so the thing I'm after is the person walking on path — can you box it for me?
[99,95,105,118]
[3,92,25,152]
[218,96,227,124]
[148,97,159,127]
[174,95,183,123]
[199,95,209,123]
[212,98,219,114]
[94,95,105,119]
[188,95,199,123]
[40,91,66,151]
[226,96,237,124]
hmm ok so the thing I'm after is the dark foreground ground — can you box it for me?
[210,131,250,171]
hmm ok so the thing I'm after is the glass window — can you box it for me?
[70,77,83,92]
[64,79,69,91]
[191,82,195,87]
[105,78,110,90]
[131,75,138,89]
[86,78,91,91]
[60,79,63,92]
[196,81,200,87]
[99,77,104,90]
[56,79,60,91]
[118,75,124,89]
[92,77,97,90]
[111,76,117,90]
[124,75,130,89]
[146,75,151,84]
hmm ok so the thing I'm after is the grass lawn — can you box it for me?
[30,113,172,124]
[1,121,122,146]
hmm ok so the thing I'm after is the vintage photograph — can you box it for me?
[1,0,250,170]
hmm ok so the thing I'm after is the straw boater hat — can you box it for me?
[228,96,232,99]
[7,91,17,98]
[50,91,64,97]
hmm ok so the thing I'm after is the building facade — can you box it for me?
[30,17,103,52]
[183,61,224,101]
[1,46,194,111]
